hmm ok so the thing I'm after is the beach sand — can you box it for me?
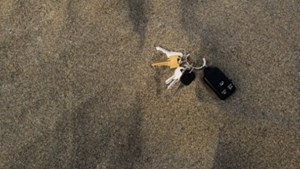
[1,0,299,168]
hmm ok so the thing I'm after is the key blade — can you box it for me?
[151,56,181,69]
[151,61,170,67]
[165,75,175,84]
[167,79,179,89]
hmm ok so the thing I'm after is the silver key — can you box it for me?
[165,67,185,89]
[156,46,184,58]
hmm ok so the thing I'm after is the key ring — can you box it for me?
[181,57,207,71]
[192,58,207,70]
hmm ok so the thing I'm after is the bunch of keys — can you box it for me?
[151,46,236,100]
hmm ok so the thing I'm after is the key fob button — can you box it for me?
[219,81,224,86]
[227,84,233,90]
[221,89,227,95]
[203,67,236,100]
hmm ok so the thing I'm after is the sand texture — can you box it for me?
[1,0,300,169]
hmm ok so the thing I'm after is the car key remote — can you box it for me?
[203,67,236,100]
[180,70,196,85]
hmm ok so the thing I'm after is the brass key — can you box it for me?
[151,56,181,69]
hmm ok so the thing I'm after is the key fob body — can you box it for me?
[180,70,195,85]
[203,67,236,100]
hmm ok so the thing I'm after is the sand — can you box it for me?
[1,0,299,168]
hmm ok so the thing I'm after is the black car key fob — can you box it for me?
[180,70,196,85]
[203,67,236,100]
